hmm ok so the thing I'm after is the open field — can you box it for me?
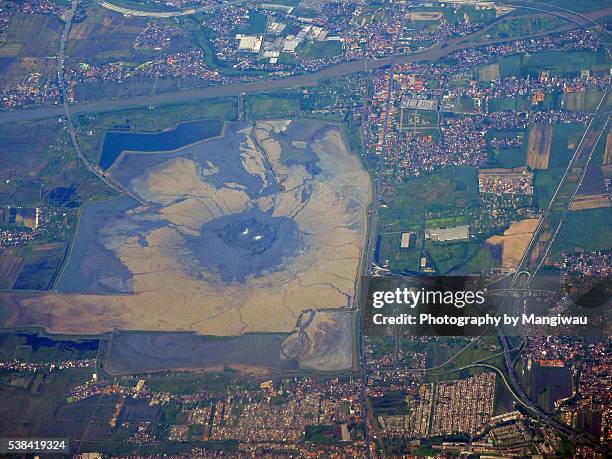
[569,193,611,211]
[486,128,527,168]
[526,124,552,170]
[549,208,612,259]
[604,130,612,165]
[478,63,500,81]
[486,218,540,269]
[495,48,612,78]
[245,93,300,120]
[485,16,567,41]
[563,90,605,112]
[380,166,478,229]
[0,118,114,206]
[425,240,477,275]
[296,40,343,60]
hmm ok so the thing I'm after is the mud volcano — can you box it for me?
[188,208,302,282]
[5,119,372,358]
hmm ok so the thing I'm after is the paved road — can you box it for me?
[2,5,611,125]
[94,0,208,17]
[58,0,147,206]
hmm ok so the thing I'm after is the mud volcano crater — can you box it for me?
[187,208,303,282]
[217,217,279,254]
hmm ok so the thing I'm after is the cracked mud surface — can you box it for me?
[1,120,372,341]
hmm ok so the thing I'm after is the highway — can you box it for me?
[58,0,147,207]
[94,0,209,18]
[1,5,611,126]
[494,82,611,452]
[488,6,612,448]
[348,2,612,455]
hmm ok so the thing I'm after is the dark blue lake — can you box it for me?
[98,119,223,170]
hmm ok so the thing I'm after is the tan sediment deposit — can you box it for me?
[2,121,372,338]
[281,309,354,371]
[486,218,540,269]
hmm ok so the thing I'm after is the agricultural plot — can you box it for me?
[485,16,567,41]
[0,254,23,289]
[533,124,587,209]
[0,119,113,206]
[486,218,540,269]
[296,40,343,60]
[478,63,499,81]
[563,90,605,112]
[496,48,612,78]
[604,130,612,166]
[0,12,61,58]
[67,3,150,63]
[526,124,553,170]
[0,11,62,93]
[549,208,612,259]
[245,93,300,119]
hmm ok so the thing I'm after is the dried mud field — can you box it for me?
[2,120,371,369]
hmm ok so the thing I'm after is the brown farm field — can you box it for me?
[478,63,500,81]
[66,3,192,64]
[486,218,540,269]
[0,12,62,91]
[0,12,62,57]
[570,194,611,211]
[563,90,604,112]
[67,6,147,63]
[527,124,553,170]
[604,130,612,166]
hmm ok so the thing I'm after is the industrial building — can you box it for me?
[401,96,438,111]
[425,225,469,242]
